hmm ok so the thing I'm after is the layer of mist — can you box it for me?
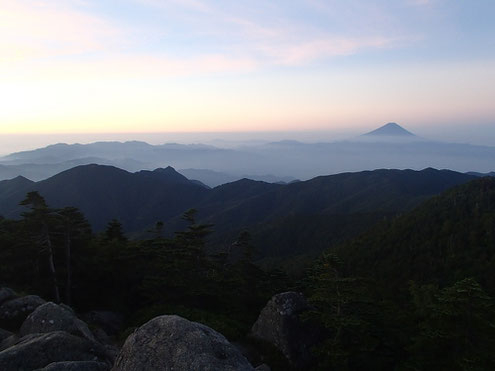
[1,123,494,186]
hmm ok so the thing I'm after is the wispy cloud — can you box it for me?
[0,0,493,134]
[0,0,440,83]
[0,1,121,63]
[0,0,407,79]
[257,37,395,66]
[0,0,258,80]
[133,0,402,67]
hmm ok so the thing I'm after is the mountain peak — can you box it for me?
[137,166,192,184]
[0,175,34,187]
[152,166,186,179]
[364,123,415,137]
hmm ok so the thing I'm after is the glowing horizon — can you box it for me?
[1,0,494,135]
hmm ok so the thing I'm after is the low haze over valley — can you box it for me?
[1,123,494,185]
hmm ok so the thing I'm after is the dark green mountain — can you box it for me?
[0,165,476,260]
[193,168,476,260]
[467,171,495,177]
[0,176,36,215]
[0,164,208,231]
[333,176,495,295]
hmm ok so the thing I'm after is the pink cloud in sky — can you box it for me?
[0,0,398,80]
[134,0,402,68]
[0,1,120,63]
[1,0,408,82]
[258,37,396,66]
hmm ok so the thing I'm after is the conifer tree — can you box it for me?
[20,191,60,303]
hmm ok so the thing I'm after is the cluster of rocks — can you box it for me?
[0,288,315,370]
[0,287,117,371]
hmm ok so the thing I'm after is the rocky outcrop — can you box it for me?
[1,288,300,370]
[250,292,315,368]
[113,315,254,371]
[20,302,96,342]
[0,289,118,369]
[37,360,109,370]
[0,295,46,330]
[0,331,110,371]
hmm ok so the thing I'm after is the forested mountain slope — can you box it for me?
[333,176,495,295]
[195,168,476,259]
[0,165,476,259]
[303,177,495,370]
[0,165,208,231]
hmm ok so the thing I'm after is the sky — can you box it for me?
[0,0,494,142]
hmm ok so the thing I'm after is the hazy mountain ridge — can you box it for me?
[1,123,494,184]
[178,168,297,187]
[467,171,495,177]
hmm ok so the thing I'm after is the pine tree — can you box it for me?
[20,191,60,303]
[409,278,495,370]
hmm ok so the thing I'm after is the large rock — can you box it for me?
[250,292,314,368]
[112,315,254,371]
[0,295,46,330]
[20,302,96,342]
[0,334,17,352]
[0,331,110,371]
[0,288,17,306]
[36,360,109,370]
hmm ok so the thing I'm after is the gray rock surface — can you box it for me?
[112,315,254,371]
[0,295,46,330]
[0,288,17,306]
[0,334,17,351]
[36,360,109,370]
[20,302,96,342]
[0,331,109,371]
[250,292,313,368]
[255,364,271,371]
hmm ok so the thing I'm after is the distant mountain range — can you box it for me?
[0,123,493,184]
[0,164,477,260]
[178,168,298,187]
